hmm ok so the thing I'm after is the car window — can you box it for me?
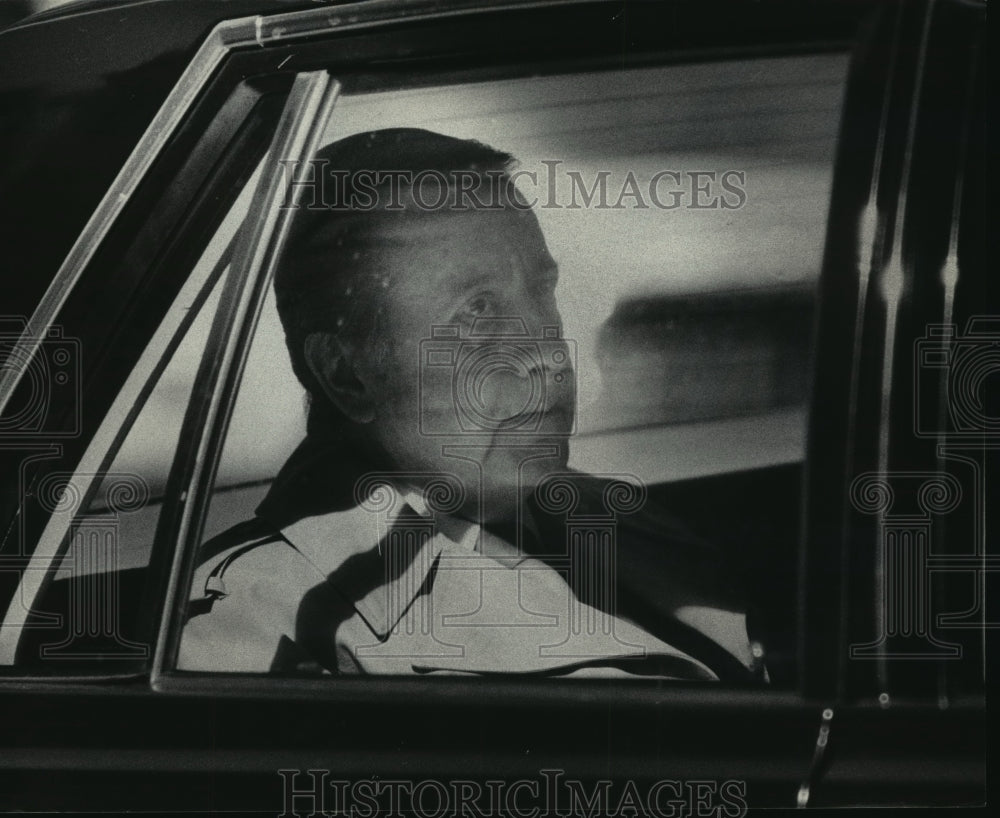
[0,1,986,811]
[165,53,848,684]
[0,179,252,670]
[214,56,845,490]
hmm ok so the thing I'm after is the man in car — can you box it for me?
[179,128,760,681]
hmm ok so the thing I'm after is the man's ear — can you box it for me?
[303,331,376,424]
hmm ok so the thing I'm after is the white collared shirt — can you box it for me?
[178,486,749,678]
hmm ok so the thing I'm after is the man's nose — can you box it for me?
[544,337,573,377]
[474,351,571,422]
[495,308,572,384]
[498,337,573,400]
[523,299,563,340]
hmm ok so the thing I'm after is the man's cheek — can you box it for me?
[369,353,417,411]
[414,368,462,435]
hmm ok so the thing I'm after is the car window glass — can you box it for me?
[3,175,256,669]
[181,54,848,683]
[213,55,846,488]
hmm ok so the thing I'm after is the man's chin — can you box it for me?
[506,438,570,488]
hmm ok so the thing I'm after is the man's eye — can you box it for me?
[460,294,495,320]
[532,269,559,297]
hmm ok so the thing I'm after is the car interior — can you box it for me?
[13,51,848,690]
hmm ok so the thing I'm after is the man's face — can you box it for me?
[349,203,575,523]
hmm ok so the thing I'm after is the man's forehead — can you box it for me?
[356,207,552,287]
[368,205,544,247]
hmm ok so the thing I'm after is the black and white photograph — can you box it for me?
[0,0,991,814]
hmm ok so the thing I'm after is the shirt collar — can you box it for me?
[256,433,540,638]
[275,484,479,640]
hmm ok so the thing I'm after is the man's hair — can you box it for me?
[273,128,516,431]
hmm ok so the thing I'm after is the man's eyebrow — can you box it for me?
[431,257,557,294]
[445,268,498,291]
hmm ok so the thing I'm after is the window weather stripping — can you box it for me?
[151,70,341,684]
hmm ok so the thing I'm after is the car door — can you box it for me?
[800,0,988,803]
[0,0,986,811]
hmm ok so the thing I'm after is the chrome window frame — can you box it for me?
[0,0,592,413]
[152,69,341,681]
[0,199,243,666]
[0,0,857,698]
